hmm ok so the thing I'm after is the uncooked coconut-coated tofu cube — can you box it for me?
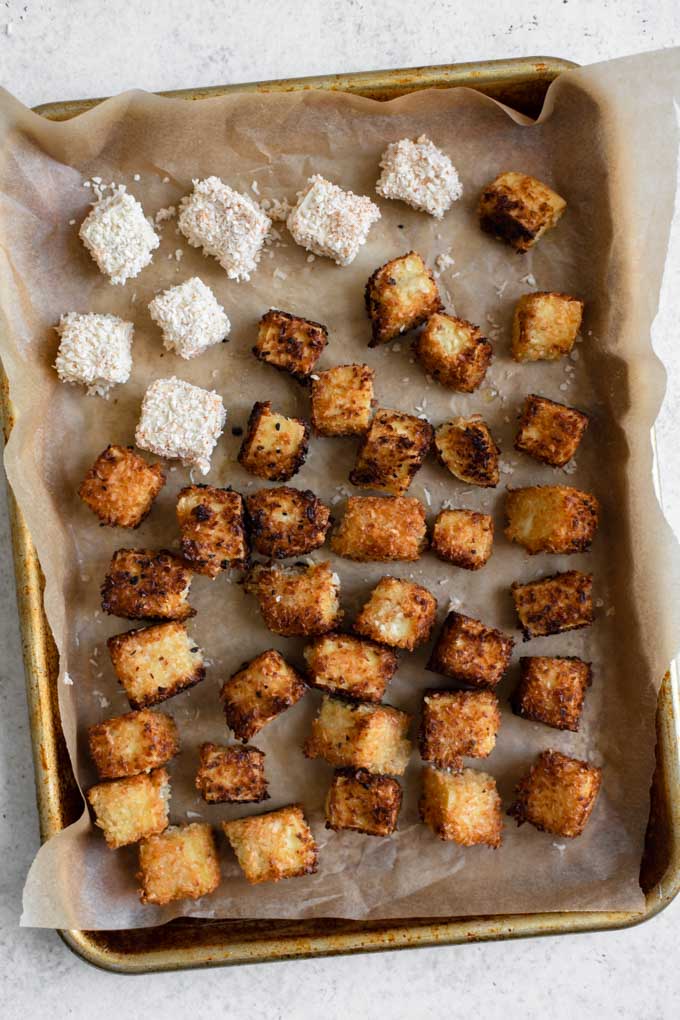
[413,313,492,392]
[375,135,463,219]
[428,612,514,689]
[478,171,566,252]
[513,657,592,732]
[79,185,159,285]
[246,486,331,559]
[238,401,310,481]
[78,445,165,528]
[303,632,398,703]
[515,393,589,466]
[195,742,269,803]
[354,576,437,651]
[253,309,328,382]
[508,749,602,837]
[512,292,583,362]
[365,251,442,346]
[349,408,433,496]
[420,689,500,768]
[331,495,428,561]
[505,486,600,554]
[148,277,230,359]
[304,696,412,775]
[137,823,221,905]
[101,549,195,621]
[88,709,180,779]
[420,766,502,847]
[244,561,341,637]
[310,363,375,437]
[135,376,226,476]
[434,417,500,487]
[108,621,205,710]
[431,509,494,570]
[55,312,134,397]
[177,485,247,576]
[325,768,402,836]
[511,570,593,640]
[222,804,318,885]
[220,649,306,742]
[87,768,170,849]
[286,174,380,266]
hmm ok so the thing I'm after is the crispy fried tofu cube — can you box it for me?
[505,486,600,555]
[108,621,205,710]
[176,485,247,577]
[420,766,502,847]
[253,308,328,381]
[238,400,310,481]
[508,749,602,837]
[413,313,492,392]
[325,768,402,836]
[513,656,592,732]
[512,292,584,362]
[195,742,269,803]
[221,649,306,741]
[428,612,514,689]
[78,445,165,528]
[420,690,500,768]
[244,561,341,636]
[431,509,494,570]
[304,696,412,775]
[331,495,427,562]
[246,486,331,559]
[101,548,195,621]
[354,576,437,651]
[310,363,374,437]
[222,804,318,885]
[87,768,170,849]
[365,251,442,346]
[88,709,180,779]
[478,171,566,252]
[303,632,398,703]
[349,408,433,495]
[511,570,593,639]
[515,394,589,467]
[434,417,500,487]
[137,823,221,904]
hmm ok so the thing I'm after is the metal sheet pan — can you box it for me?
[1,56,678,973]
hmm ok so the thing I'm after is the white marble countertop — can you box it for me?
[1,1,679,1016]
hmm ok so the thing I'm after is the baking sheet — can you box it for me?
[1,49,679,930]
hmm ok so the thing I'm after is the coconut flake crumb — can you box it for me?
[434,251,455,273]
[148,277,230,360]
[135,376,226,475]
[63,672,74,686]
[376,135,463,218]
[286,174,380,266]
[79,185,159,285]
[55,312,133,396]
[154,205,176,226]
[264,196,293,222]
[520,272,537,287]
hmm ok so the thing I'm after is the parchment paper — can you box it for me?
[1,49,679,930]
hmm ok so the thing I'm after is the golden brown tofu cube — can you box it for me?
[434,417,500,487]
[511,570,593,640]
[413,313,492,393]
[431,509,494,570]
[420,766,502,846]
[78,444,165,528]
[311,363,374,436]
[428,611,514,689]
[176,485,247,577]
[101,548,195,621]
[253,308,328,381]
[246,485,331,559]
[87,768,170,849]
[508,749,602,837]
[221,649,306,741]
[222,804,318,885]
[515,394,589,467]
[244,561,341,637]
[238,401,310,482]
[304,696,412,775]
[354,576,437,651]
[325,768,402,836]
[512,292,583,362]
[137,823,221,905]
[88,709,180,779]
[365,251,442,346]
[349,408,433,495]
[513,656,592,732]
[303,632,398,703]
[195,742,269,803]
[420,689,500,768]
[331,495,428,562]
[505,486,600,555]
[478,171,566,252]
[108,621,205,710]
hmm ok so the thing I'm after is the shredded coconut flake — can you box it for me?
[286,174,380,266]
[79,185,159,285]
[55,312,133,396]
[148,277,230,360]
[376,135,463,218]
[434,251,455,272]
[135,376,226,475]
